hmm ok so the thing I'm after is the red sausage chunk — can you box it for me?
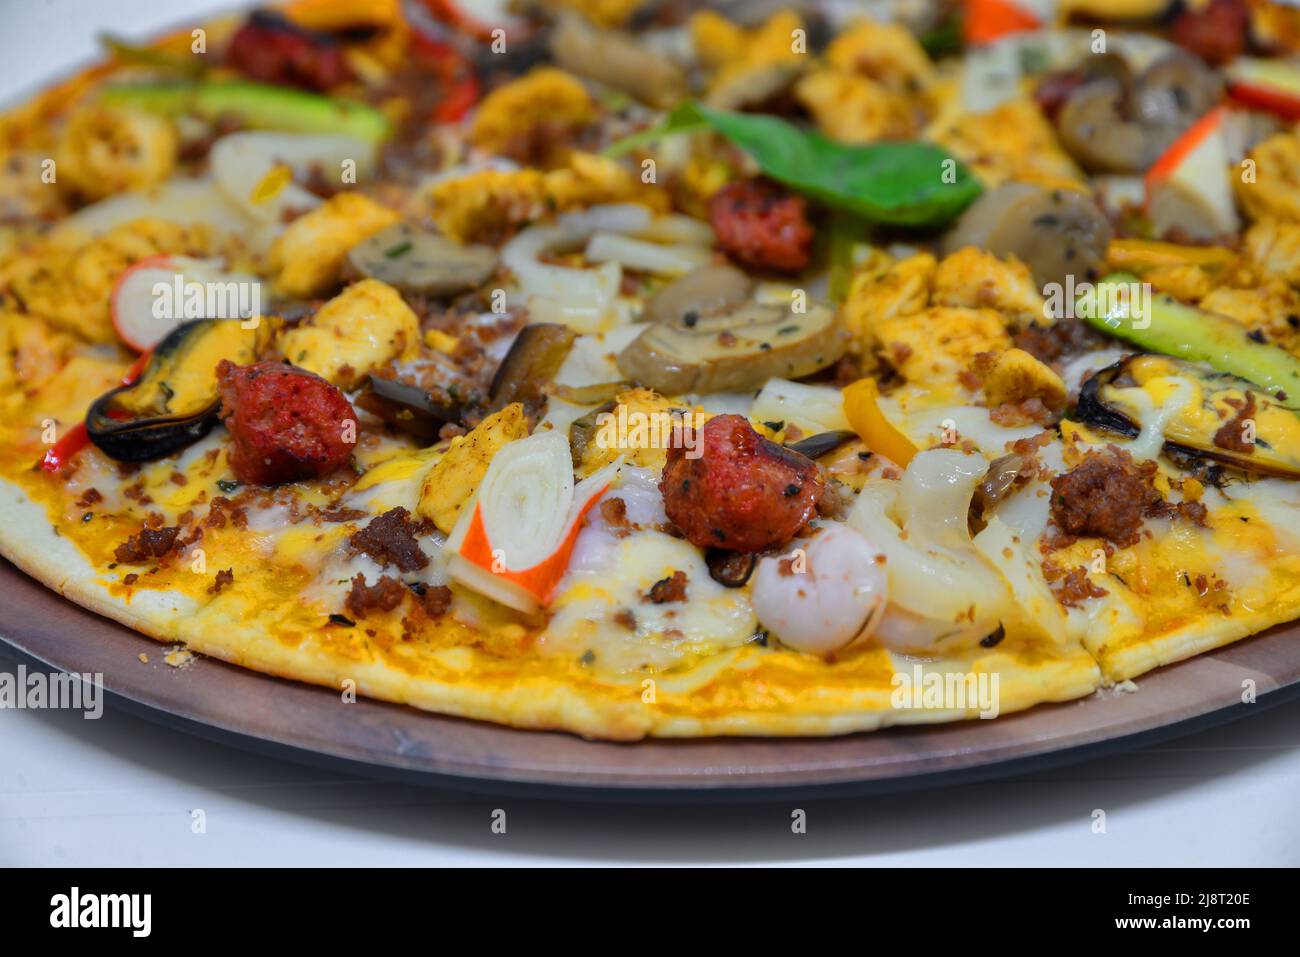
[660,414,822,553]
[1169,0,1248,67]
[709,179,814,273]
[226,11,352,92]
[217,360,356,486]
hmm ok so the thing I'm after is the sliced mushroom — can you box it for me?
[942,182,1113,288]
[1134,51,1224,133]
[346,223,498,298]
[1057,77,1160,173]
[642,264,755,327]
[616,301,848,395]
[1056,52,1223,173]
[549,13,688,109]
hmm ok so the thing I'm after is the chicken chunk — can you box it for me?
[930,99,1085,192]
[841,252,934,352]
[269,193,399,299]
[690,10,807,109]
[417,402,530,534]
[824,18,937,95]
[578,387,707,477]
[1243,217,1300,286]
[932,247,1046,327]
[277,279,420,390]
[875,306,1012,382]
[795,70,915,143]
[2,218,210,342]
[981,347,1067,409]
[1236,132,1300,224]
[469,67,596,164]
[428,153,665,244]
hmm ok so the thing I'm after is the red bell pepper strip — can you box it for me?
[39,351,152,473]
[407,16,480,124]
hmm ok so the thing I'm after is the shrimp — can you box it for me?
[750,524,887,656]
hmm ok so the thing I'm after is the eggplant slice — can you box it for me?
[87,319,266,462]
[488,323,578,415]
[355,370,464,441]
[1077,354,1300,478]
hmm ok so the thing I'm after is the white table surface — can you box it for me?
[3,0,1299,868]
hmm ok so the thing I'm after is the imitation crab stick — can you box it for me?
[445,431,620,614]
[110,256,263,352]
[842,378,918,468]
[1144,107,1238,242]
[1225,57,1300,122]
[963,0,1042,46]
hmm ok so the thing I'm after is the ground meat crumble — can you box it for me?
[348,507,429,572]
[1048,446,1166,549]
[344,573,408,619]
[114,525,181,564]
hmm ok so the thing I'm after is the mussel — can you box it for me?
[1077,354,1300,478]
[87,319,267,462]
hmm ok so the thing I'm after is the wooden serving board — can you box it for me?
[3,558,1298,800]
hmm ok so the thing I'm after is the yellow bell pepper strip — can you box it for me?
[842,378,918,467]
[283,0,401,32]
[1106,238,1234,273]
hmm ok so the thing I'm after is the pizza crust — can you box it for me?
[0,475,1105,739]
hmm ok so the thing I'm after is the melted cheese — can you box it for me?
[540,528,756,674]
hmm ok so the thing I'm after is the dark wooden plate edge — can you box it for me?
[6,633,1298,804]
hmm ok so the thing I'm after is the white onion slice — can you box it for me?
[58,177,256,242]
[630,213,715,245]
[584,232,713,276]
[445,430,621,612]
[210,132,376,223]
[475,431,575,571]
[849,450,1009,625]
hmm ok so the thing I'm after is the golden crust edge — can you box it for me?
[0,474,1106,739]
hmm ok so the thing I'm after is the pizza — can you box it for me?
[3,0,1300,741]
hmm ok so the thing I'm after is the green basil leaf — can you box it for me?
[604,101,981,227]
